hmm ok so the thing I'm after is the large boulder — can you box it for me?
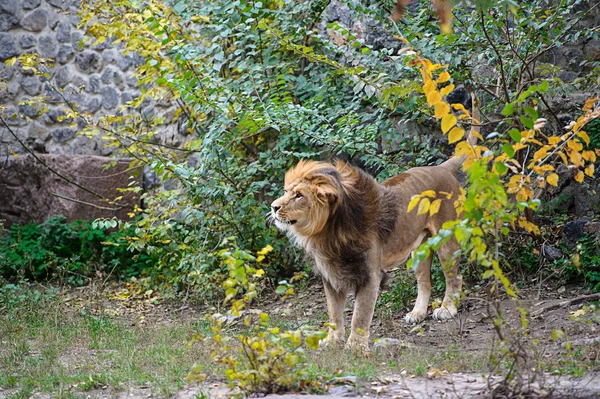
[0,155,141,227]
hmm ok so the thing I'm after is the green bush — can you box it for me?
[565,233,600,292]
[0,216,154,285]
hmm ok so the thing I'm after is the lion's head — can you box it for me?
[270,160,347,237]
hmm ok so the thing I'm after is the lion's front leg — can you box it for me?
[321,278,347,347]
[346,273,380,351]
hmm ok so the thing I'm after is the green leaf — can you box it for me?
[524,107,538,120]
[501,103,514,116]
[509,128,522,142]
[495,161,507,174]
[502,143,515,158]
[519,116,533,129]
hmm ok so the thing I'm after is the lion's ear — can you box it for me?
[316,186,340,207]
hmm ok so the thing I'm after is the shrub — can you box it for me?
[0,216,155,285]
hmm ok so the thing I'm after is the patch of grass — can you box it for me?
[0,284,213,397]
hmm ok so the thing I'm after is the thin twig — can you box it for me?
[50,193,125,211]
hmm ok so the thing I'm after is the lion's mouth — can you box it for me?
[276,218,297,225]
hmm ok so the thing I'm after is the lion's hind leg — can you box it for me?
[432,237,462,321]
[404,252,432,324]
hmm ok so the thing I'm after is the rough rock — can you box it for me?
[54,66,70,88]
[71,30,84,48]
[46,0,72,11]
[0,154,141,227]
[50,127,76,143]
[84,96,102,113]
[56,20,71,43]
[584,39,600,61]
[20,9,48,32]
[18,74,41,96]
[584,221,600,234]
[327,386,356,397]
[363,19,402,52]
[38,34,59,58]
[56,44,74,64]
[19,33,37,49]
[563,219,591,247]
[0,0,21,31]
[541,245,563,261]
[43,82,62,103]
[0,63,15,80]
[23,0,42,10]
[101,86,119,109]
[0,33,20,61]
[446,86,472,110]
[28,121,49,142]
[18,101,41,118]
[75,50,103,73]
[86,75,101,93]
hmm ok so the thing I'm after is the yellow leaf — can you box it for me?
[426,90,442,106]
[575,170,584,183]
[546,173,559,187]
[557,151,568,165]
[417,198,431,215]
[578,131,591,145]
[583,96,597,111]
[440,83,455,96]
[441,113,457,134]
[437,71,451,83]
[429,199,442,216]
[421,190,436,198]
[582,150,596,162]
[434,102,450,119]
[569,150,583,167]
[448,127,464,144]
[305,334,321,350]
[451,103,468,114]
[407,195,420,212]
[568,139,583,152]
[471,129,483,141]
[585,164,594,176]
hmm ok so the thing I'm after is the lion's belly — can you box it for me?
[381,231,429,270]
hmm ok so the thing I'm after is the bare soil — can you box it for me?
[1,279,599,398]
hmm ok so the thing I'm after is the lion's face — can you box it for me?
[271,161,341,237]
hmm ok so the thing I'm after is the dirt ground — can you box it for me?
[1,278,599,399]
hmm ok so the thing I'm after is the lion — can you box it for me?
[270,156,467,350]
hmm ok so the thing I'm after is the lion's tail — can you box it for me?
[438,93,480,176]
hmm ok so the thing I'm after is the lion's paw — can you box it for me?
[404,310,427,324]
[432,305,457,321]
[345,333,369,353]
[320,334,344,348]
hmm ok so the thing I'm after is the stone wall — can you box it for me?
[0,0,182,158]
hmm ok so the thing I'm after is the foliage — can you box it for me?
[396,12,599,389]
[50,0,443,296]
[563,233,600,292]
[0,216,155,285]
[188,240,326,396]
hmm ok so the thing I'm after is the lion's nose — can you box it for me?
[272,205,280,213]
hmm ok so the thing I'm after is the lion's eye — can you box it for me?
[295,193,303,199]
